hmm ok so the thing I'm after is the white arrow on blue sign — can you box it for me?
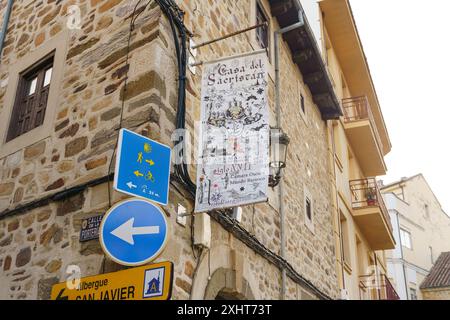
[114,128,171,205]
[99,198,169,266]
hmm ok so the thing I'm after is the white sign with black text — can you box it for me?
[195,52,270,212]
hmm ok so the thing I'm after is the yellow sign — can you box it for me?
[50,261,173,300]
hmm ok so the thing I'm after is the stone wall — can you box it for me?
[0,0,339,299]
[421,288,450,300]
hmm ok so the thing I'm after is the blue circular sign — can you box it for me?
[99,198,169,266]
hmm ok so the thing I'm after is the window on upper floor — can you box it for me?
[298,89,308,124]
[410,288,417,300]
[304,187,314,233]
[0,30,68,159]
[332,122,344,169]
[306,197,312,221]
[300,93,305,114]
[6,55,54,142]
[400,229,412,249]
[297,81,307,124]
[256,1,270,54]
[340,211,351,268]
[429,246,434,264]
[424,204,430,218]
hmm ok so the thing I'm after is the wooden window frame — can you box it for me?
[255,0,271,57]
[250,0,275,80]
[7,54,54,142]
[0,30,69,159]
[400,228,412,250]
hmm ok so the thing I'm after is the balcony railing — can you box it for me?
[342,96,373,122]
[349,178,393,234]
[359,274,400,300]
[342,96,383,153]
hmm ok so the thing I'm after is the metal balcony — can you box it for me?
[342,96,387,176]
[349,178,395,250]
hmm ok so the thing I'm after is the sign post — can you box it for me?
[114,128,171,206]
[99,198,169,266]
[51,261,173,300]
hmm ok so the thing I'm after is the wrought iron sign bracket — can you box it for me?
[190,22,268,50]
[188,22,269,72]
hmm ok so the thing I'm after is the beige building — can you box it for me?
[381,174,450,300]
[0,0,346,300]
[320,0,398,300]
[420,252,450,300]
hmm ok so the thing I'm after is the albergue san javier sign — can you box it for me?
[50,261,173,300]
[195,52,270,212]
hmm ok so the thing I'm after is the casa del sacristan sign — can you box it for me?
[195,52,270,212]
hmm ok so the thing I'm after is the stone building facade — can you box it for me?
[0,0,341,299]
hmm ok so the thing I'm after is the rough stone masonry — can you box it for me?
[0,0,339,300]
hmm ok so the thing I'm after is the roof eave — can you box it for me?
[269,0,342,120]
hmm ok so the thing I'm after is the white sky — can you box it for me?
[349,0,450,214]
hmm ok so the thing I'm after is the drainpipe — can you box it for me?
[274,10,304,301]
[396,211,408,300]
[329,121,346,293]
[0,0,14,60]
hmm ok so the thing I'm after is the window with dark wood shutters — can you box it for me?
[256,2,269,50]
[6,55,54,142]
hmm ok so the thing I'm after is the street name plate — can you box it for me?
[79,215,103,242]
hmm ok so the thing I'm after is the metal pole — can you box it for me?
[191,22,268,50]
[274,30,285,300]
[0,0,14,59]
[274,11,304,301]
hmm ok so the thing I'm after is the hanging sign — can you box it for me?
[50,261,173,300]
[195,52,270,212]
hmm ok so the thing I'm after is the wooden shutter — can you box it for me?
[6,57,53,141]
[256,3,269,49]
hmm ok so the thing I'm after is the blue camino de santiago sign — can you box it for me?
[114,128,171,205]
[100,199,169,266]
